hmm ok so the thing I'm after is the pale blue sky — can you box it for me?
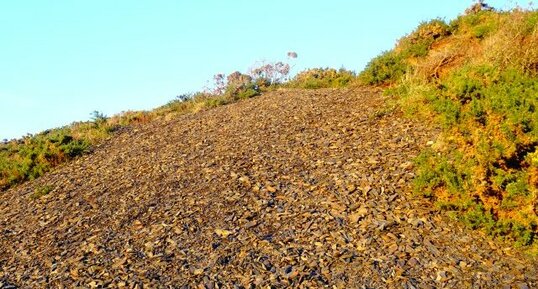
[0,1,527,140]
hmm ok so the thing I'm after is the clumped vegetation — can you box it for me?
[358,3,538,250]
[287,68,356,89]
[0,115,122,191]
[359,51,406,85]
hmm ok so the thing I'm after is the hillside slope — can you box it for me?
[0,88,536,288]
[359,6,538,247]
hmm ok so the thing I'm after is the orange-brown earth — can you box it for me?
[1,88,536,288]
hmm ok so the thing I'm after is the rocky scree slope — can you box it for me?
[0,88,536,288]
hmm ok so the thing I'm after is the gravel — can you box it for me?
[0,88,536,288]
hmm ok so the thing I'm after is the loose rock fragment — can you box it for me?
[0,88,535,288]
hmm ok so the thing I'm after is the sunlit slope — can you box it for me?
[0,88,536,287]
[359,4,538,250]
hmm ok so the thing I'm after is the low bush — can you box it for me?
[287,68,356,89]
[0,112,121,192]
[224,71,261,100]
[358,51,407,85]
[397,19,452,58]
[409,66,538,245]
[451,8,499,39]
[0,129,92,191]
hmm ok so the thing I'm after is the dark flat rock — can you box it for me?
[0,88,536,288]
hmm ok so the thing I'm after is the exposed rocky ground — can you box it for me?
[0,88,536,288]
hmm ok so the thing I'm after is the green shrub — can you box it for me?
[1,127,101,191]
[234,86,259,99]
[450,9,499,39]
[288,68,356,89]
[461,204,496,230]
[204,96,230,108]
[406,65,538,248]
[397,19,451,58]
[224,72,261,100]
[358,51,407,85]
[60,139,91,158]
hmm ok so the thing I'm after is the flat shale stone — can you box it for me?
[0,88,536,288]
